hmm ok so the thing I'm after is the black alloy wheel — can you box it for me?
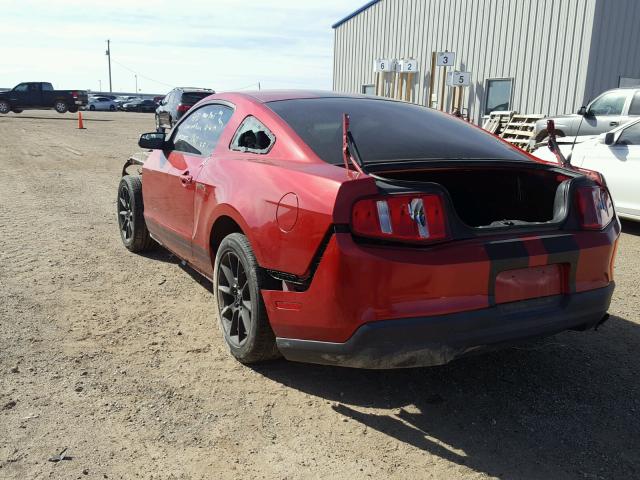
[118,183,134,243]
[214,233,279,363]
[116,175,154,252]
[217,250,252,347]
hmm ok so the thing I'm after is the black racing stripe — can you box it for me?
[485,239,530,306]
[541,235,580,294]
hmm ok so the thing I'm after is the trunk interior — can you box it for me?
[378,166,568,228]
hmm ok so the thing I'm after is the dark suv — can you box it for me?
[155,87,214,130]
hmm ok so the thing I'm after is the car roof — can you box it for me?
[210,90,370,104]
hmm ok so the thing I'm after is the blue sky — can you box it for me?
[0,0,365,93]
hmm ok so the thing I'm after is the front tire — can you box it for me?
[89,105,96,111]
[117,175,155,252]
[109,105,116,111]
[0,100,10,114]
[11,109,23,114]
[214,233,279,364]
[54,100,68,113]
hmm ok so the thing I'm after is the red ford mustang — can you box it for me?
[117,90,619,368]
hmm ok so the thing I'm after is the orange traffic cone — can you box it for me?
[78,111,85,129]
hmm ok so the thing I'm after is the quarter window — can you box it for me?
[628,92,640,116]
[617,123,640,146]
[231,116,275,154]
[484,79,513,115]
[588,91,628,116]
[171,104,233,156]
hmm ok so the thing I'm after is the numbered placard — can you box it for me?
[373,59,393,72]
[436,51,456,67]
[447,71,472,86]
[398,59,419,73]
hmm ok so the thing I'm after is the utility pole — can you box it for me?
[105,40,112,93]
[99,80,102,92]
[135,74,138,93]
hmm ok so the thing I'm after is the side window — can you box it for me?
[230,116,275,154]
[14,83,28,92]
[617,123,640,146]
[588,91,628,116]
[628,92,640,116]
[171,104,233,156]
[41,83,53,91]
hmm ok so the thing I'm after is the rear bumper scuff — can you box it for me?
[275,283,614,369]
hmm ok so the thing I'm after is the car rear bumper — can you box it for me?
[276,283,614,369]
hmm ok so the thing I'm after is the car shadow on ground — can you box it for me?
[253,315,640,478]
[621,219,640,236]
[140,247,212,291]
[0,115,114,122]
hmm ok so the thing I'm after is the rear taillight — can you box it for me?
[575,185,614,230]
[177,104,191,113]
[352,194,448,242]
[71,91,78,98]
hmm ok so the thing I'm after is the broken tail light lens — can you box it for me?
[575,185,614,230]
[352,194,448,242]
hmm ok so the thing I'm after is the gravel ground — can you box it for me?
[1,110,639,480]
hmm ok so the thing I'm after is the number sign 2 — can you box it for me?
[399,59,419,73]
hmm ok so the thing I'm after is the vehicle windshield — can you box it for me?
[267,97,531,165]
[182,92,212,104]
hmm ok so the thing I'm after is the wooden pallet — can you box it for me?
[500,114,544,150]
[482,111,514,136]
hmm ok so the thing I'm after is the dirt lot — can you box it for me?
[1,110,639,480]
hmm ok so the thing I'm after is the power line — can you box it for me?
[111,59,175,89]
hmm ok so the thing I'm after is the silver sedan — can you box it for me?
[85,97,117,111]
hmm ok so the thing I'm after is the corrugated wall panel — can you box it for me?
[584,0,640,103]
[333,0,608,122]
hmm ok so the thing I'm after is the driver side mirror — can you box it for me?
[138,132,166,150]
[604,132,617,145]
[577,106,587,116]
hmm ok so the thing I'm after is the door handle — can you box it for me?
[180,171,193,186]
[610,121,619,126]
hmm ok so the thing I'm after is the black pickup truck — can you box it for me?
[0,82,88,114]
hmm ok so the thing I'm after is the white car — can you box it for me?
[533,119,640,222]
[86,96,116,111]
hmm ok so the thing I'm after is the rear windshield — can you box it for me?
[266,97,530,165]
[181,92,212,104]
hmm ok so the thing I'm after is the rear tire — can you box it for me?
[89,105,95,111]
[0,100,10,114]
[214,233,280,364]
[54,100,68,113]
[117,175,155,253]
[11,109,22,114]
[109,105,116,111]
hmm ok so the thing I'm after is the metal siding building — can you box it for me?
[332,0,640,123]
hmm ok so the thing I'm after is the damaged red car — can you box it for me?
[117,91,619,368]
